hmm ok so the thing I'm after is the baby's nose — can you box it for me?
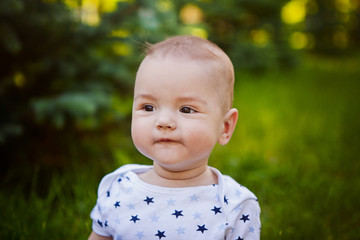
[156,113,176,130]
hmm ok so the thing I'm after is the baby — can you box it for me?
[89,36,260,240]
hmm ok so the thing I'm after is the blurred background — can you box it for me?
[0,0,359,239]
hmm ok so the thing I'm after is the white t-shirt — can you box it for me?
[90,164,261,240]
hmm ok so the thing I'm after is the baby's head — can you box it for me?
[131,36,238,172]
[142,35,235,112]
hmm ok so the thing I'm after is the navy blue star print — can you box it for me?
[144,196,154,205]
[130,215,140,223]
[155,230,166,239]
[197,224,208,233]
[172,210,184,218]
[90,165,261,239]
[240,214,250,223]
[211,206,222,215]
[224,195,228,204]
[97,219,103,227]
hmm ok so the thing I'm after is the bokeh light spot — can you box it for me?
[251,29,270,47]
[290,32,308,49]
[14,72,25,88]
[282,0,307,24]
[180,4,204,24]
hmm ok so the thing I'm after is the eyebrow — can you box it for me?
[134,94,156,102]
[134,94,207,105]
[175,96,208,106]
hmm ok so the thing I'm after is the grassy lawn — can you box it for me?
[1,54,359,239]
[212,54,360,239]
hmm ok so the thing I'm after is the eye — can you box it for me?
[142,105,154,112]
[180,106,196,114]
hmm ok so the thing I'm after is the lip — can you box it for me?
[155,138,178,143]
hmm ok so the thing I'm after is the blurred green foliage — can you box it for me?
[306,0,360,54]
[198,0,298,70]
[0,0,359,239]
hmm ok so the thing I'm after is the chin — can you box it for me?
[148,153,182,165]
[155,160,185,170]
[154,158,205,173]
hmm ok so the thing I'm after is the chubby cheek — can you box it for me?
[184,123,219,155]
[131,118,150,154]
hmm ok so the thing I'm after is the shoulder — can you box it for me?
[211,167,258,203]
[215,169,260,214]
[96,164,151,197]
[222,175,258,202]
[217,172,261,238]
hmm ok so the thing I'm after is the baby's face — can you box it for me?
[131,56,226,171]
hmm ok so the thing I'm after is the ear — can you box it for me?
[218,108,238,146]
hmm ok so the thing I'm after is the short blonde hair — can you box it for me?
[144,36,235,111]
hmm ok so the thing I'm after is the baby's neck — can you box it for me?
[138,165,218,188]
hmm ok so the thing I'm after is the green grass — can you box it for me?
[1,54,359,239]
[212,54,360,239]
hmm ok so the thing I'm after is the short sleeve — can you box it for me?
[89,164,151,237]
[89,168,120,237]
[227,198,261,240]
[90,203,112,237]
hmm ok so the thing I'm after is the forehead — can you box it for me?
[134,57,225,104]
[135,56,219,89]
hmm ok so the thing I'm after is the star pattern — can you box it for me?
[240,214,250,223]
[150,214,159,222]
[211,206,222,215]
[193,212,202,219]
[155,230,166,239]
[172,210,184,218]
[114,201,120,208]
[196,224,208,233]
[167,198,175,206]
[176,226,185,235]
[127,203,135,210]
[190,194,199,201]
[136,231,144,239]
[97,219,103,227]
[91,167,260,238]
[130,215,140,223]
[224,195,229,204]
[144,196,154,205]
